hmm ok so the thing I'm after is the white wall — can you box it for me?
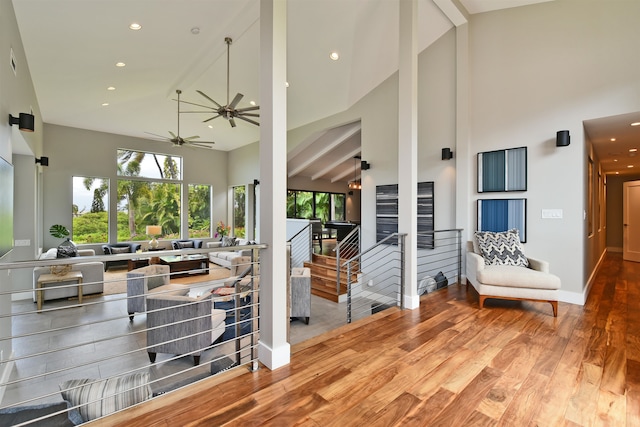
[466,0,640,299]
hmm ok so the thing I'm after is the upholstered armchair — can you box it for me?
[466,231,561,317]
[146,293,226,365]
[102,243,142,271]
[126,265,189,321]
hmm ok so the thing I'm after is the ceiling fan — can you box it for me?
[180,37,260,128]
[145,90,216,148]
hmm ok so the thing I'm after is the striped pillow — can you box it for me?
[474,229,529,267]
[60,373,151,422]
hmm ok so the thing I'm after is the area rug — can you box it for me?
[103,265,231,296]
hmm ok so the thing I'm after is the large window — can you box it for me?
[189,184,211,238]
[233,185,246,238]
[287,190,346,222]
[72,176,109,243]
[116,149,182,242]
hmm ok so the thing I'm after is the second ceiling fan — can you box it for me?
[181,37,260,128]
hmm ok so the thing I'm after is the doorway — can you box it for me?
[623,180,640,262]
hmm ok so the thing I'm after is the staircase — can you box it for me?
[304,253,358,303]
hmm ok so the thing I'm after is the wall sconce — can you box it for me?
[361,160,371,170]
[35,156,49,166]
[442,148,454,160]
[556,130,570,147]
[146,225,162,249]
[253,179,260,186]
[8,113,35,132]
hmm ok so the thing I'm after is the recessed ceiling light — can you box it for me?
[101,103,109,106]
[115,62,126,67]
[208,125,213,129]
[250,101,256,106]
[129,23,142,31]
[330,52,339,61]
[631,122,640,126]
[191,27,200,35]
[107,86,115,91]
[610,138,616,141]
[285,82,290,88]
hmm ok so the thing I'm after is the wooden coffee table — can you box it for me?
[159,255,209,277]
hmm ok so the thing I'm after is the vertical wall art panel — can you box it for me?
[477,198,527,242]
[376,184,398,242]
[478,147,527,192]
[417,181,434,249]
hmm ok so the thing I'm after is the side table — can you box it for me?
[35,271,84,312]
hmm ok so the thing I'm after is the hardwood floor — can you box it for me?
[98,253,640,426]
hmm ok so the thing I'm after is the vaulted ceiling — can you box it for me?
[13,0,578,183]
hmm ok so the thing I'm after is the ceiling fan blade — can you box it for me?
[173,98,216,111]
[145,132,170,140]
[229,93,244,109]
[235,105,260,112]
[196,90,223,109]
[168,131,177,138]
[190,141,216,148]
[237,112,260,118]
[229,117,237,128]
[183,136,201,141]
[203,114,222,123]
[235,116,260,126]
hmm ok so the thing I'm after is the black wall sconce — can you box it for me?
[556,130,570,147]
[361,160,371,170]
[253,179,260,186]
[8,113,35,132]
[441,148,454,160]
[35,156,49,166]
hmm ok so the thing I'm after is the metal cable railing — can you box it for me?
[334,226,361,296]
[288,224,313,269]
[416,229,463,295]
[0,243,264,425]
[343,233,406,323]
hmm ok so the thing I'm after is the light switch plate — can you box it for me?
[541,209,563,219]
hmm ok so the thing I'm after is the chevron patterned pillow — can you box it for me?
[474,229,529,267]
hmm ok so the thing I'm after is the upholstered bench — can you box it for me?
[466,230,561,317]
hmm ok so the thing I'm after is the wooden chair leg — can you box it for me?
[550,301,558,317]
[478,295,486,309]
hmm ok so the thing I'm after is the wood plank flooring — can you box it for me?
[95,253,639,426]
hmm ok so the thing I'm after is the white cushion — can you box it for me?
[40,248,58,260]
[477,265,561,290]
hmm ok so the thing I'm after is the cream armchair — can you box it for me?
[126,264,189,321]
[466,240,561,317]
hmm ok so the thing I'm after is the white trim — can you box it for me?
[258,340,290,370]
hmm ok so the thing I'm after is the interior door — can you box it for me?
[623,180,640,262]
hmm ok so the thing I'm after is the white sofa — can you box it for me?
[33,248,104,302]
[466,237,561,317]
[206,239,253,269]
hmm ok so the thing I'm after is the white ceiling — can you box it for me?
[18,0,613,184]
[584,112,640,176]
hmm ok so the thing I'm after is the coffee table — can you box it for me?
[159,254,209,277]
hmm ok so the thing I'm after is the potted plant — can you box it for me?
[49,224,77,258]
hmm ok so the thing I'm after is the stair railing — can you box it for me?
[342,232,406,323]
[288,223,313,270]
[334,225,361,295]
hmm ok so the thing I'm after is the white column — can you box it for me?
[455,23,471,246]
[258,0,290,369]
[398,0,419,310]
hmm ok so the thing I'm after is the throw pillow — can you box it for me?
[110,246,130,254]
[474,229,529,267]
[59,373,151,422]
[221,236,237,247]
[179,241,194,249]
